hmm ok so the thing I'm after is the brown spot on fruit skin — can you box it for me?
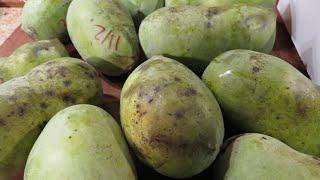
[45,90,55,97]
[252,66,261,73]
[17,105,27,116]
[63,80,72,87]
[174,77,181,82]
[40,102,48,109]
[0,119,7,126]
[169,7,179,13]
[68,136,72,139]
[206,21,212,28]
[62,94,76,104]
[57,66,67,77]
[46,61,56,66]
[179,88,197,97]
[207,8,219,18]
[148,98,154,104]
[8,96,17,102]
[154,86,161,93]
[168,109,186,120]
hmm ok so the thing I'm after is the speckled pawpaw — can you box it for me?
[0,58,103,180]
[0,39,68,84]
[121,56,224,178]
[202,49,320,156]
[24,105,137,180]
[21,0,72,40]
[139,5,276,72]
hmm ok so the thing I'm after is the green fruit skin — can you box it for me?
[67,0,140,76]
[139,5,276,72]
[213,133,320,180]
[24,105,137,180]
[166,0,276,8]
[119,0,164,18]
[0,58,103,180]
[202,49,320,156]
[21,0,72,40]
[121,56,224,178]
[0,39,68,83]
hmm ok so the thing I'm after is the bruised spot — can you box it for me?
[58,66,67,77]
[45,90,55,97]
[0,119,6,126]
[261,137,267,140]
[63,80,72,87]
[168,109,186,120]
[148,134,188,150]
[68,136,72,139]
[8,96,17,102]
[46,61,56,66]
[207,8,219,18]
[296,101,307,115]
[252,66,261,73]
[148,97,154,104]
[179,88,197,97]
[174,77,181,82]
[40,102,48,109]
[154,86,161,93]
[17,105,27,116]
[313,156,320,161]
[250,53,263,61]
[0,77,4,83]
[205,21,212,28]
[62,94,76,104]
[169,7,179,13]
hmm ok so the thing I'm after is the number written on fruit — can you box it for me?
[94,25,121,51]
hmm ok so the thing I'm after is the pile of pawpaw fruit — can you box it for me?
[1,0,320,179]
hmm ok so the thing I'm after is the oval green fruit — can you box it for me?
[0,58,103,180]
[21,0,72,40]
[213,134,320,180]
[67,0,140,76]
[166,0,276,8]
[0,39,68,84]
[121,56,224,178]
[139,5,276,72]
[202,49,320,156]
[24,105,137,180]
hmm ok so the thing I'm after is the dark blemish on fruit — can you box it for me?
[40,102,48,109]
[148,98,154,104]
[69,136,72,139]
[154,86,161,93]
[8,96,17,102]
[250,53,263,61]
[207,8,219,18]
[276,115,280,120]
[180,88,197,97]
[90,18,94,22]
[44,47,49,51]
[261,137,267,140]
[174,77,181,82]
[45,90,55,97]
[0,119,6,126]
[169,7,179,13]
[17,105,27,116]
[136,104,140,109]
[74,129,78,132]
[149,135,188,150]
[63,80,72,87]
[62,94,76,104]
[206,21,212,28]
[296,101,307,115]
[286,87,290,90]
[168,109,186,120]
[46,61,56,66]
[58,66,67,77]
[252,66,261,73]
